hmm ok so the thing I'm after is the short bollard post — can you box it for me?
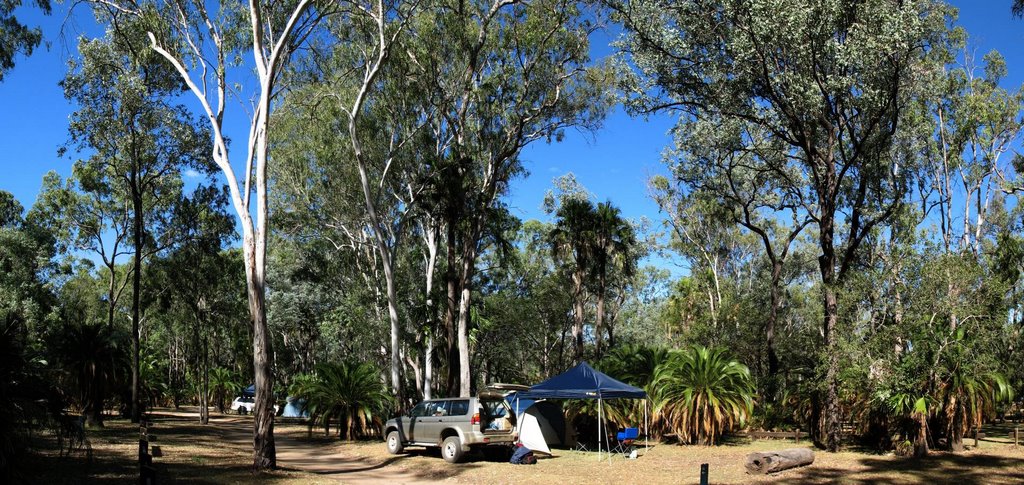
[140,453,154,485]
[700,463,709,485]
[1015,427,1019,448]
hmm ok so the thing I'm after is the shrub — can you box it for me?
[291,361,392,440]
[652,345,754,445]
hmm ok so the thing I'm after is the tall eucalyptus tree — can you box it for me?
[60,25,211,423]
[409,0,616,395]
[616,0,951,450]
[82,0,330,467]
[650,115,811,402]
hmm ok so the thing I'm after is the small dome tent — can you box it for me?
[516,401,566,455]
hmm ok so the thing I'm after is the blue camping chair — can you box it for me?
[612,427,639,455]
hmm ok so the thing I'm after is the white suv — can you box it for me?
[230,396,279,415]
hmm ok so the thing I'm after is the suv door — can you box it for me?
[404,401,430,442]
[418,401,449,444]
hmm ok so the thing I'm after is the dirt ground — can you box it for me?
[21,408,1024,484]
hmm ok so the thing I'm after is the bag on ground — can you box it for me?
[510,445,536,465]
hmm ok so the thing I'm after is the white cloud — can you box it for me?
[184,169,201,178]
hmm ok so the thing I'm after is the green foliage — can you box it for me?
[291,361,393,440]
[593,345,666,428]
[209,367,242,413]
[0,0,50,82]
[51,322,129,426]
[0,316,64,481]
[653,346,755,445]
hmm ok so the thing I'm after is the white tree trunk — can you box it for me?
[422,222,439,400]
[457,282,473,397]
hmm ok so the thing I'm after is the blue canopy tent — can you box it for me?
[242,384,256,397]
[513,362,648,460]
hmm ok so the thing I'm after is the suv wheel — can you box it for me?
[386,431,404,454]
[442,436,463,463]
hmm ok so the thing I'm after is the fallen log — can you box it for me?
[744,448,814,475]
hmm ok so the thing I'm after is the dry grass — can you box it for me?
[19,409,1024,484]
[280,432,1024,485]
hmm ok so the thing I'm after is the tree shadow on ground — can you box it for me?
[21,412,317,485]
[789,451,1024,484]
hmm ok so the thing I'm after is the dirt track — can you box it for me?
[159,410,435,484]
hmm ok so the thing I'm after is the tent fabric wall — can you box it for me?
[282,397,309,418]
[532,401,566,445]
[516,401,567,455]
[519,411,551,454]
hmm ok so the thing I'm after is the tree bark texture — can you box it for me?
[130,186,143,424]
[457,245,477,397]
[200,337,209,425]
[571,268,585,364]
[244,229,276,470]
[818,195,842,452]
[595,269,606,359]
[744,448,815,475]
[765,260,783,402]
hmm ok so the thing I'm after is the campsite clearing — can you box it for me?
[23,408,1024,484]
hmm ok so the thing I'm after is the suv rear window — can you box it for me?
[449,400,469,416]
[482,401,507,418]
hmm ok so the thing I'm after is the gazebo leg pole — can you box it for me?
[602,398,606,462]
[515,398,520,439]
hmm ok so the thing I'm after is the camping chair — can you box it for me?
[572,425,591,453]
[611,427,639,456]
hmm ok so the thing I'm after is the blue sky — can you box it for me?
[1,1,1022,275]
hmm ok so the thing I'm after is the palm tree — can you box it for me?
[291,361,393,440]
[939,369,1013,451]
[591,201,637,357]
[877,390,932,457]
[549,198,596,363]
[209,367,241,413]
[653,346,754,445]
[598,345,667,433]
[53,323,127,427]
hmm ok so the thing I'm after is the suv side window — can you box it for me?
[428,401,450,416]
[409,402,430,417]
[449,400,469,416]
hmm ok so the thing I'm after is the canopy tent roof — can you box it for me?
[516,361,646,400]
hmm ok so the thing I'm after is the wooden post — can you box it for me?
[795,429,800,444]
[973,429,978,448]
[1014,427,1018,448]
[139,453,154,485]
[700,463,709,485]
